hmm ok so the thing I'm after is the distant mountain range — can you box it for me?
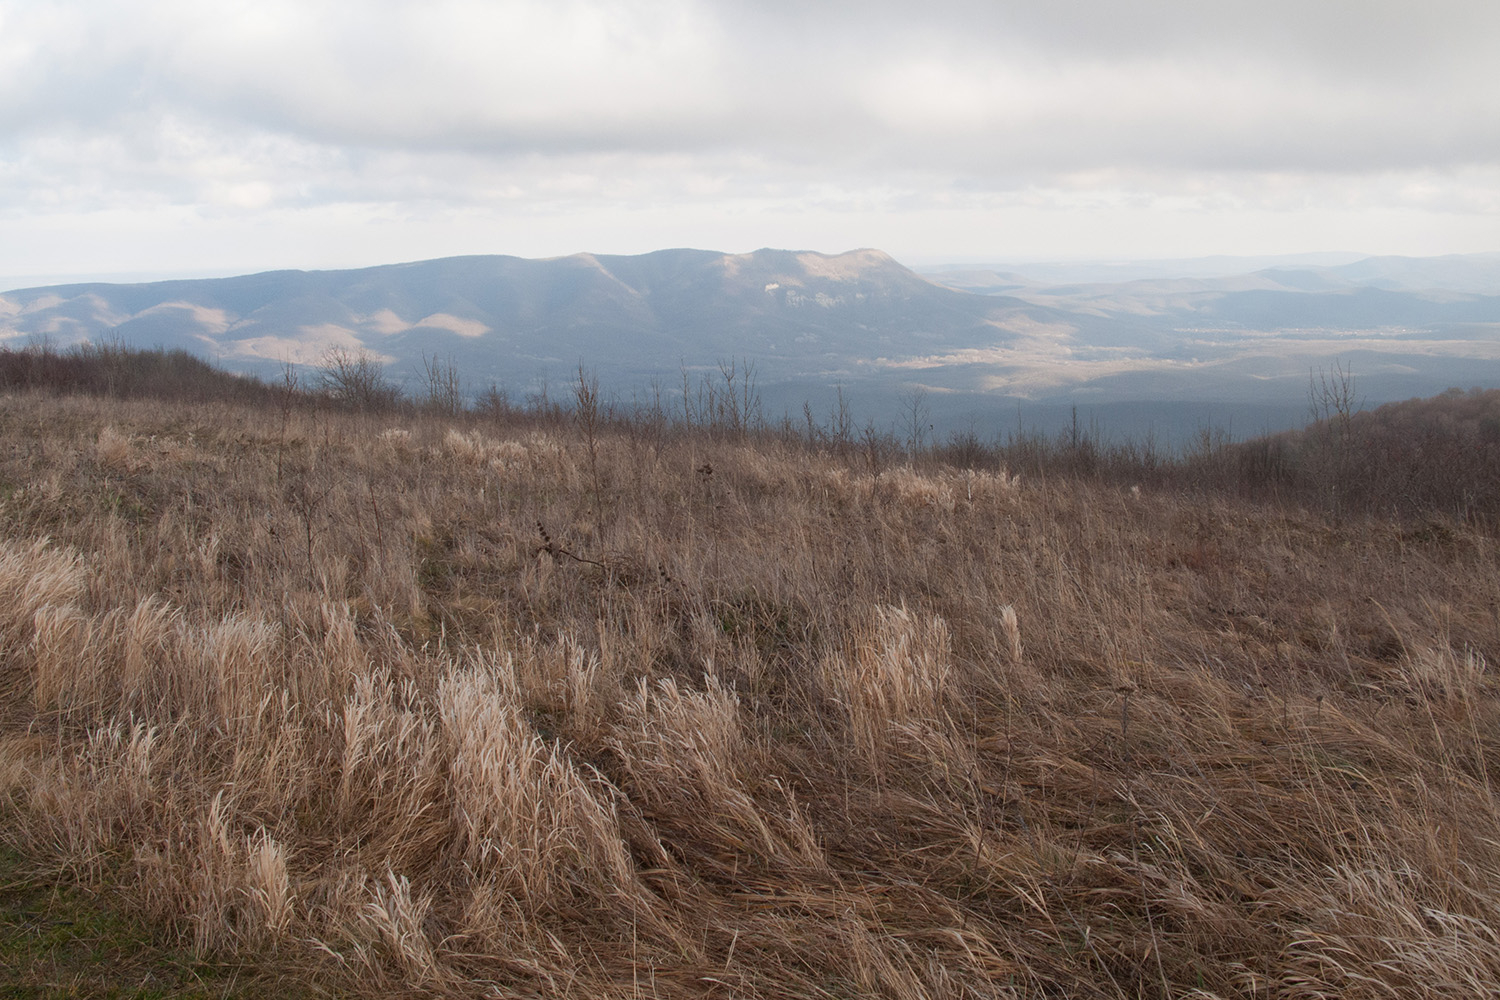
[4,248,1499,444]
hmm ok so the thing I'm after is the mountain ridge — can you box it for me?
[3,248,1499,442]
[1,247,1025,378]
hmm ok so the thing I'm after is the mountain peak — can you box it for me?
[717,247,911,284]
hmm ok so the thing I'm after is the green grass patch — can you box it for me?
[0,847,302,999]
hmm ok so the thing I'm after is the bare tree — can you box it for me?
[713,356,761,438]
[1307,360,1362,521]
[420,352,464,416]
[830,385,854,454]
[275,358,299,484]
[899,385,931,460]
[575,364,604,537]
[1308,359,1361,434]
[319,347,399,411]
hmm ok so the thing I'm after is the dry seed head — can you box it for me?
[999,604,1023,664]
[95,424,133,471]
[0,538,85,653]
[438,664,632,907]
[826,604,954,769]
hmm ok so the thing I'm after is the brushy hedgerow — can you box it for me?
[1,391,1498,998]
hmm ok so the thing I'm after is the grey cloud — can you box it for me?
[724,0,1500,76]
[0,0,1496,239]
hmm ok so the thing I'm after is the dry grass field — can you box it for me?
[1,371,1498,997]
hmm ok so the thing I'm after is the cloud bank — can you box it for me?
[2,0,1497,279]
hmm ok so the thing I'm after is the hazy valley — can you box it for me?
[5,249,1500,444]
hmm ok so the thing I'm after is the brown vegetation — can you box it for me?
[1,348,1498,997]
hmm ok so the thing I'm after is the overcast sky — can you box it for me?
[3,0,1498,284]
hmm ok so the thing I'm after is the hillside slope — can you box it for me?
[1,387,1497,997]
[0,248,1024,384]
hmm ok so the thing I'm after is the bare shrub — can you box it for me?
[318,347,400,412]
[419,352,463,415]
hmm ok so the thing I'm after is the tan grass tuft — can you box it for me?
[438,662,634,909]
[95,424,134,471]
[1404,644,1489,703]
[356,868,443,986]
[201,613,281,730]
[440,426,491,464]
[29,603,95,710]
[0,539,87,697]
[611,674,823,869]
[825,604,955,772]
[999,603,1023,664]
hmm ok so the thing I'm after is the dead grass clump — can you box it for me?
[351,867,444,987]
[437,661,634,911]
[94,424,134,471]
[38,718,172,862]
[180,792,296,954]
[0,538,85,680]
[509,633,614,746]
[611,674,824,871]
[1402,644,1491,704]
[332,667,446,869]
[883,465,957,512]
[1273,860,1500,996]
[201,613,282,733]
[825,604,956,776]
[28,603,96,710]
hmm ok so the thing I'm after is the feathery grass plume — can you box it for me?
[437,660,634,911]
[998,604,1023,664]
[94,424,134,471]
[611,674,824,870]
[485,437,530,472]
[825,604,954,774]
[0,539,87,700]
